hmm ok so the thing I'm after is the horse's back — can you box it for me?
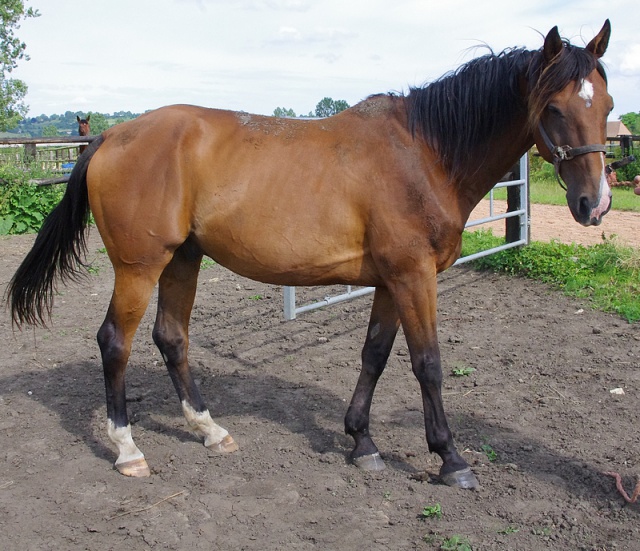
[85,103,406,285]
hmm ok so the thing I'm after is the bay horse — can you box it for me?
[76,114,91,154]
[7,22,613,487]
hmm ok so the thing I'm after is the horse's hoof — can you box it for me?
[207,434,239,454]
[352,452,386,471]
[440,467,479,489]
[115,457,151,478]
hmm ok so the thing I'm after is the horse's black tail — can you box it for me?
[6,135,105,327]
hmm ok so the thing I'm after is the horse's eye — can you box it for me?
[547,104,563,118]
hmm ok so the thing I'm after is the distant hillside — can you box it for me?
[6,111,141,137]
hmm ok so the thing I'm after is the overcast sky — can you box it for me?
[11,0,639,120]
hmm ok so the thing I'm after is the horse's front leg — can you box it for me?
[345,287,400,471]
[392,271,479,489]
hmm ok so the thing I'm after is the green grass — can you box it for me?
[462,229,640,323]
[480,444,498,462]
[200,257,216,270]
[489,176,640,212]
[440,535,473,551]
[451,366,476,377]
[419,503,442,520]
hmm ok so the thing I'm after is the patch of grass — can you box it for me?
[460,228,504,258]
[200,257,216,270]
[462,230,640,323]
[419,503,442,520]
[451,366,476,377]
[248,294,263,300]
[440,535,473,551]
[497,526,519,535]
[480,444,498,462]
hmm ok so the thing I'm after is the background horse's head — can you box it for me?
[77,114,91,137]
[530,21,613,226]
[77,115,91,155]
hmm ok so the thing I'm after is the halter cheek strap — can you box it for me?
[537,122,607,191]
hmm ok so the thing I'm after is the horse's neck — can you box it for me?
[455,116,533,219]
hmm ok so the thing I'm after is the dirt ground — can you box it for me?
[1,205,639,551]
[470,199,640,248]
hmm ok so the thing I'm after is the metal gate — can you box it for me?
[283,154,529,320]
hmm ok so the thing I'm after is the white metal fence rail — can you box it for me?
[283,154,529,320]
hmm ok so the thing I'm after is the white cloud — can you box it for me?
[273,26,302,43]
[9,1,639,117]
[620,44,640,73]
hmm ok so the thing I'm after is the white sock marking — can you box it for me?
[181,401,229,447]
[107,421,145,465]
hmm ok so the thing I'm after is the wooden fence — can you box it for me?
[0,136,97,172]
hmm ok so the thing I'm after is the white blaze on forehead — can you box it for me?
[578,79,594,108]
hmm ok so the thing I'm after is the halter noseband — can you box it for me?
[537,122,607,191]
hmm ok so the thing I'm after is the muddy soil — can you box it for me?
[1,208,638,551]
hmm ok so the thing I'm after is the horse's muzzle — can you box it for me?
[573,190,612,226]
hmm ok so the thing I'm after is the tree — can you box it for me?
[0,1,39,131]
[620,112,640,136]
[314,97,350,118]
[86,112,109,134]
[273,107,297,118]
[42,123,57,136]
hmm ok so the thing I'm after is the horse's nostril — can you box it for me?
[578,196,592,219]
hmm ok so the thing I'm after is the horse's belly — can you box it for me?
[193,221,374,287]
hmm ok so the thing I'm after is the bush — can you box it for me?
[530,161,555,183]
[614,157,640,183]
[529,151,554,182]
[0,163,65,234]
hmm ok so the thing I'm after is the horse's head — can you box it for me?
[77,114,91,137]
[531,21,613,226]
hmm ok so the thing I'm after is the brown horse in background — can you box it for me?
[8,22,613,487]
[77,114,90,154]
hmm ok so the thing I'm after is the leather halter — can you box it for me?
[537,122,607,191]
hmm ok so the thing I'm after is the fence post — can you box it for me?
[283,286,297,320]
[24,143,36,163]
[505,154,530,244]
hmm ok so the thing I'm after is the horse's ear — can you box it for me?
[586,20,611,59]
[543,25,563,63]
[86,114,90,122]
[77,115,81,123]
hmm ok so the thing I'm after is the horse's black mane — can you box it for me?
[406,40,606,179]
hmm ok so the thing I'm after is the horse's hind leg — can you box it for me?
[98,267,165,477]
[153,240,238,454]
[345,287,400,471]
